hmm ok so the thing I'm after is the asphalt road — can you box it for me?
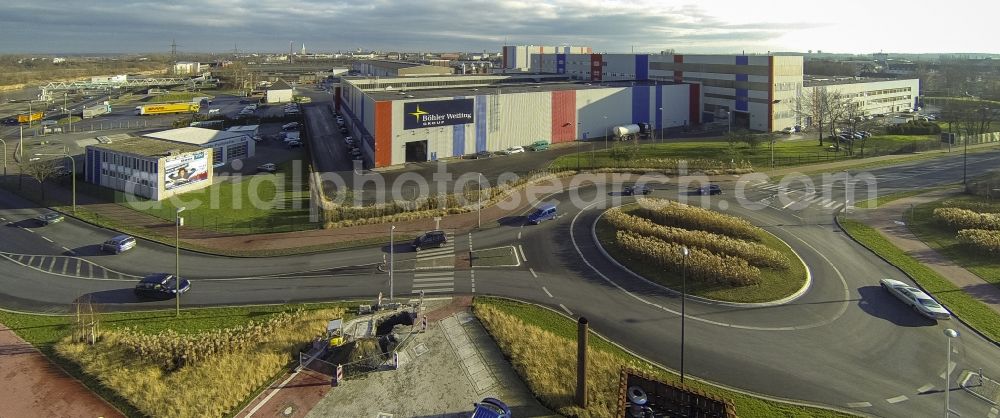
[1,148,999,417]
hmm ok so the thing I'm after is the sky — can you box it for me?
[0,0,996,55]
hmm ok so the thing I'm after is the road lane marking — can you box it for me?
[41,236,53,243]
[471,270,476,293]
[414,288,454,294]
[517,231,522,240]
[885,395,908,404]
[917,383,934,393]
[939,361,957,379]
[61,246,73,254]
[781,200,796,209]
[21,227,35,233]
[542,286,553,298]
[412,282,454,288]
[846,402,872,408]
[559,303,573,316]
[529,268,537,278]
[414,271,455,277]
[518,244,527,262]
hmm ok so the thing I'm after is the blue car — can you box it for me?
[526,204,557,225]
[471,397,510,418]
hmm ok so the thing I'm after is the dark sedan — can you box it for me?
[134,273,191,299]
[697,184,723,195]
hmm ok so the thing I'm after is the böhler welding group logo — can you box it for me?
[408,105,429,122]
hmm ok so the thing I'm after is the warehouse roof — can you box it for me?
[88,136,203,158]
[803,76,910,87]
[143,127,249,146]
[270,79,293,90]
[361,60,423,70]
[364,80,680,101]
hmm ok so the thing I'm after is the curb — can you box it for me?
[834,215,1000,348]
[589,203,812,308]
[473,296,872,418]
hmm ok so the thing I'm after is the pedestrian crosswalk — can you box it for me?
[0,252,138,280]
[410,231,457,294]
[751,182,846,212]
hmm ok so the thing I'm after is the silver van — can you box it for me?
[102,235,136,254]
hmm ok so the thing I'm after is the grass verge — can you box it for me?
[855,185,956,209]
[473,296,855,418]
[470,246,519,267]
[906,196,1000,286]
[595,206,807,303]
[837,218,1000,343]
[0,302,353,418]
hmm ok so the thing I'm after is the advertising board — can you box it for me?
[163,151,209,191]
[403,99,474,130]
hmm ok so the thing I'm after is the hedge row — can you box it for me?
[615,230,761,286]
[633,198,762,241]
[605,208,788,269]
[933,207,1000,231]
[958,229,1000,254]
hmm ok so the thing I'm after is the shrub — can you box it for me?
[958,229,1000,254]
[114,310,306,371]
[604,208,788,268]
[886,120,941,135]
[933,207,1000,231]
[633,198,762,241]
[615,230,761,286]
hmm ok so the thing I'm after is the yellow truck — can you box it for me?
[136,102,200,116]
[17,112,44,124]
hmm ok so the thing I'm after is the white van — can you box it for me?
[208,108,221,114]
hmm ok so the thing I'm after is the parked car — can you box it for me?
[256,163,278,173]
[474,150,492,159]
[134,273,191,299]
[528,140,550,151]
[697,184,723,195]
[101,234,136,254]
[350,148,362,158]
[282,122,301,131]
[526,204,557,225]
[35,212,64,226]
[623,185,652,196]
[55,166,72,177]
[880,278,951,320]
[470,397,511,418]
[339,127,349,134]
[412,230,448,251]
[500,146,525,155]
[287,141,303,148]
[344,136,355,145]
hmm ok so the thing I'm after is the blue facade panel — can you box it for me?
[452,96,467,156]
[735,88,749,112]
[556,54,566,74]
[655,86,663,129]
[631,86,650,124]
[635,55,649,80]
[736,55,749,65]
[475,95,487,152]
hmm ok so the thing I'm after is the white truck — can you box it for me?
[613,123,651,140]
[82,103,111,119]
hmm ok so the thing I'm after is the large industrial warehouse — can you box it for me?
[335,74,699,168]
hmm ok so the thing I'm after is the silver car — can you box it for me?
[880,278,951,320]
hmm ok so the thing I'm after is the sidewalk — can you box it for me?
[0,322,123,418]
[849,189,1000,315]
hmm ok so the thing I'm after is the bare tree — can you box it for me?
[791,87,848,147]
[20,158,59,201]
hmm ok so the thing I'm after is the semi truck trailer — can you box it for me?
[136,103,200,116]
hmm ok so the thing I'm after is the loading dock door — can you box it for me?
[733,111,750,131]
[405,140,428,163]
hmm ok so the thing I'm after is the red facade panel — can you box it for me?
[551,91,577,143]
[374,101,392,167]
[688,83,701,125]
[590,53,603,81]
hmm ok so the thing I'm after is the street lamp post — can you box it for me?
[34,152,76,213]
[175,207,186,317]
[477,173,483,229]
[727,110,732,134]
[603,115,609,149]
[389,225,396,301]
[944,328,959,418]
[657,107,663,142]
[0,138,6,178]
[680,246,689,384]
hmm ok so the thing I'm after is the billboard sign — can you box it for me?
[403,99,474,130]
[164,151,209,191]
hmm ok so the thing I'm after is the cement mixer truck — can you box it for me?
[612,123,651,141]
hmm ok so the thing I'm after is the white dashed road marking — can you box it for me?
[518,244,527,262]
[917,383,934,393]
[886,395,908,404]
[542,286,553,298]
[529,268,537,278]
[559,303,573,316]
[846,402,872,408]
[939,361,957,379]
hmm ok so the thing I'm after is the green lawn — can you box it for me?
[837,218,1000,343]
[855,186,956,209]
[471,246,519,267]
[0,302,355,417]
[133,159,318,234]
[549,135,943,171]
[595,206,808,303]
[906,196,1000,287]
[474,297,856,418]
